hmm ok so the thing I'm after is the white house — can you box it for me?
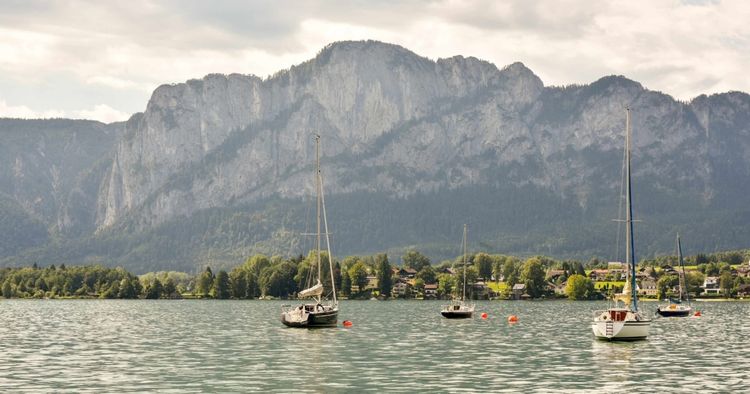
[702,276,721,295]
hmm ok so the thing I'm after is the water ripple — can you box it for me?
[0,299,746,392]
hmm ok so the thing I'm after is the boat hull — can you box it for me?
[592,320,651,341]
[656,306,692,317]
[592,308,651,341]
[281,305,338,328]
[441,310,474,319]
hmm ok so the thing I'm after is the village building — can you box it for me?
[511,283,528,300]
[639,278,657,297]
[701,276,721,295]
[394,267,417,280]
[392,279,412,297]
[364,275,379,291]
[424,283,438,299]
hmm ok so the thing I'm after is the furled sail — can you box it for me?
[613,280,639,307]
[298,281,323,298]
[614,281,631,307]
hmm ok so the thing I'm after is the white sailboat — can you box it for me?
[441,224,475,318]
[656,234,693,317]
[281,135,339,328]
[592,108,651,340]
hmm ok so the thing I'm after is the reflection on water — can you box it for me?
[0,299,746,392]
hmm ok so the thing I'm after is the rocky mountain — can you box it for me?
[1,40,749,273]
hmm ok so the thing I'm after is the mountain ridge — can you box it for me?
[1,40,749,273]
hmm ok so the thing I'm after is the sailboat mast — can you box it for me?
[625,108,638,312]
[462,224,467,302]
[315,135,322,298]
[319,164,338,305]
[677,234,689,303]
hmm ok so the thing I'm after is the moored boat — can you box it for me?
[656,234,693,318]
[441,224,475,319]
[281,135,339,328]
[592,108,651,341]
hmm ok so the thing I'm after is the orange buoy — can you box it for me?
[508,315,518,323]
[481,312,488,319]
[694,311,701,317]
[342,320,353,327]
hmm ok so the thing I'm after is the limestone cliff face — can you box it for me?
[98,40,546,229]
[95,40,750,233]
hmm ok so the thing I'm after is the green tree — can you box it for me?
[686,271,704,296]
[403,250,431,272]
[705,262,719,276]
[502,258,520,285]
[565,274,594,300]
[260,261,297,297]
[694,253,708,265]
[520,257,547,298]
[574,261,586,276]
[333,261,342,293]
[245,255,271,277]
[229,269,247,298]
[2,280,13,298]
[416,265,436,285]
[474,253,493,280]
[163,278,177,298]
[196,266,214,297]
[118,277,138,299]
[656,275,678,300]
[145,278,163,299]
[719,271,733,297]
[340,268,352,297]
[35,277,48,292]
[213,270,231,299]
[348,261,369,294]
[101,281,120,299]
[375,254,392,298]
[437,273,454,299]
[455,266,478,299]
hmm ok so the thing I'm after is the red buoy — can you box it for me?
[481,312,488,319]
[508,315,518,323]
[694,311,701,317]
[342,320,353,327]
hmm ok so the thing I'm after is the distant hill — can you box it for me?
[1,40,749,273]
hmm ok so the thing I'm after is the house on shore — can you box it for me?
[701,276,721,295]
[424,283,438,299]
[392,279,412,298]
[511,283,528,300]
[639,279,657,297]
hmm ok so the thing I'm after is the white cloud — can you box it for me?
[0,0,748,115]
[72,104,131,123]
[0,99,65,119]
[0,99,129,123]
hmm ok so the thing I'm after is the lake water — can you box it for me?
[0,299,746,392]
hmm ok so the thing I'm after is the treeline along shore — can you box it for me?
[2,248,750,301]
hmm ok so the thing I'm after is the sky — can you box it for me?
[0,0,748,123]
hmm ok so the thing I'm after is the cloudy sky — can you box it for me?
[1,0,748,123]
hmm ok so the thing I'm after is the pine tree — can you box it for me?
[145,278,163,299]
[376,254,392,298]
[340,269,351,297]
[213,270,230,299]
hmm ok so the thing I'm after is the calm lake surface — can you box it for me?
[0,299,747,392]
